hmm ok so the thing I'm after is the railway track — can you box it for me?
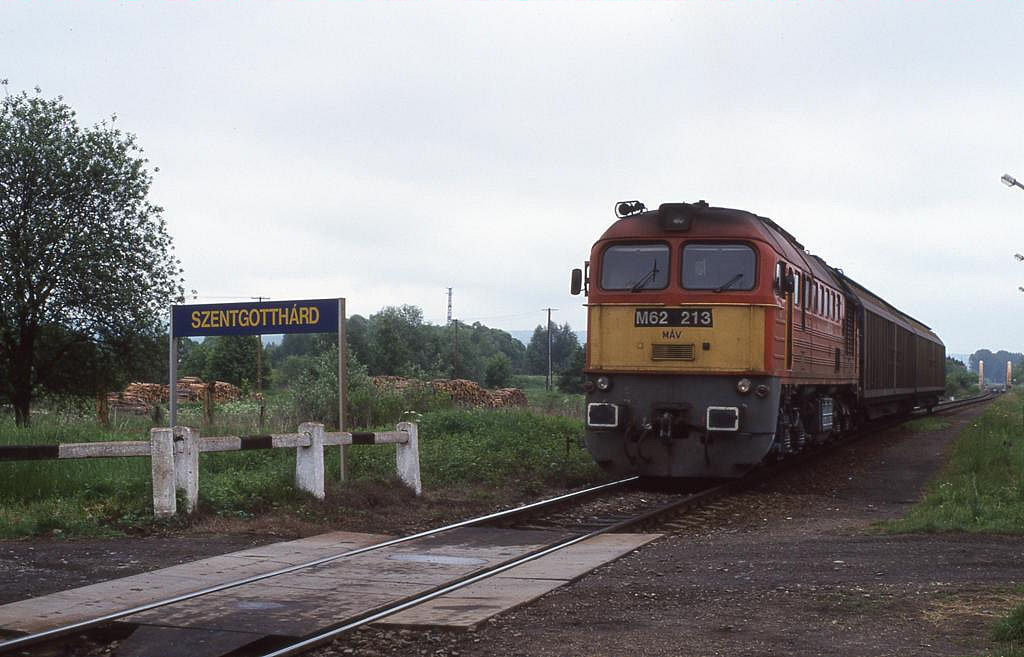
[0,391,997,657]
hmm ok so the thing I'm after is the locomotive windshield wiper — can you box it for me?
[630,261,660,292]
[713,273,744,292]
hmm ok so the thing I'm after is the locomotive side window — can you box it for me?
[600,243,670,291]
[682,244,756,291]
[793,272,801,306]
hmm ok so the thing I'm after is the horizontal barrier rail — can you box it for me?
[0,422,421,517]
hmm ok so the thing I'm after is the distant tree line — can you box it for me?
[177,304,585,393]
[967,349,1023,385]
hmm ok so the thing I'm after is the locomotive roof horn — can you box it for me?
[615,200,647,218]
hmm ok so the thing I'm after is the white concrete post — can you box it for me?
[395,421,422,496]
[150,428,176,518]
[173,426,199,514]
[296,422,325,500]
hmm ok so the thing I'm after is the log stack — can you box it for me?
[489,388,529,408]
[369,376,527,409]
[107,378,244,414]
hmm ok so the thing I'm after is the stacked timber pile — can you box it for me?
[107,378,243,414]
[430,379,492,406]
[369,376,527,408]
[175,377,243,403]
[489,387,529,407]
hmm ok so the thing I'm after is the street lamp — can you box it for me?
[1003,173,1024,190]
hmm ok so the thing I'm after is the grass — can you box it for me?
[513,374,585,419]
[972,597,1024,657]
[903,416,951,433]
[0,402,603,538]
[885,391,1024,534]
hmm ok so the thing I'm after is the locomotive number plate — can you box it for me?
[634,308,713,327]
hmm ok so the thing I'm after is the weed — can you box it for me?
[884,391,1024,534]
[0,403,604,538]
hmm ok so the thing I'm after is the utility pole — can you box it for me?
[543,307,558,390]
[452,319,460,378]
[251,296,270,395]
[446,288,453,326]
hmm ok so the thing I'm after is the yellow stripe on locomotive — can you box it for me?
[587,304,769,374]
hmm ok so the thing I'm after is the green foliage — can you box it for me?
[525,322,580,376]
[885,392,1024,534]
[415,409,597,488]
[340,307,528,385]
[0,403,604,538]
[277,344,451,431]
[557,346,585,393]
[994,603,1024,644]
[180,336,269,388]
[945,357,979,399]
[484,353,513,388]
[0,86,184,424]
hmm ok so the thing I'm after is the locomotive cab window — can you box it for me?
[600,243,670,291]
[682,244,756,291]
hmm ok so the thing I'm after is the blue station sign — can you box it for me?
[171,298,341,337]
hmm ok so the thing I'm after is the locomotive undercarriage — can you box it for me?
[584,375,866,479]
[584,373,782,479]
[769,385,857,459]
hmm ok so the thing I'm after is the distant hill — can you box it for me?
[509,330,587,347]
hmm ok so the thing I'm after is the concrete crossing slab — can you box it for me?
[0,526,662,656]
[122,527,569,635]
[0,531,390,634]
[375,532,661,630]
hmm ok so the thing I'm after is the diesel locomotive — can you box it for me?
[570,201,945,479]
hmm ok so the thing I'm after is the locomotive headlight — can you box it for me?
[596,376,612,391]
[755,384,770,398]
[736,378,752,394]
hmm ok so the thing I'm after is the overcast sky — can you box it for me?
[3,1,1023,354]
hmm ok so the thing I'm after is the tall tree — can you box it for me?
[0,87,183,424]
[205,335,267,389]
[525,322,580,375]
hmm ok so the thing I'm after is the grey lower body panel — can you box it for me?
[584,373,780,479]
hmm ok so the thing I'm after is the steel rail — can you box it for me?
[0,476,637,654]
[258,391,1002,657]
[258,485,723,657]
[3,391,998,654]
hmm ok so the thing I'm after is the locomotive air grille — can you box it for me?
[652,343,695,361]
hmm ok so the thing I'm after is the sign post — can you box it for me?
[169,298,348,478]
[337,298,349,480]
[169,323,179,426]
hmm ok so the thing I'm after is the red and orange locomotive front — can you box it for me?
[572,201,859,479]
